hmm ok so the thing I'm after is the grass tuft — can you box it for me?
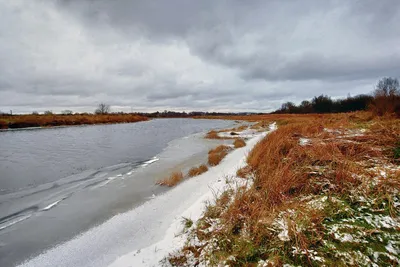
[181,217,194,229]
[156,171,184,187]
[188,164,209,177]
[208,145,232,166]
[205,130,221,139]
[236,165,253,178]
[233,138,246,148]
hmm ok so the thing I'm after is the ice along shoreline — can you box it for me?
[18,124,275,267]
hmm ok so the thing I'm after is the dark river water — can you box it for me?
[0,118,235,266]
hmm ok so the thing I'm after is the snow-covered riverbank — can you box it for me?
[18,125,274,267]
[109,131,272,267]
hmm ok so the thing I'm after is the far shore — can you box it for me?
[0,114,149,130]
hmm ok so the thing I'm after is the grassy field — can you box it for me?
[168,112,400,266]
[0,114,148,129]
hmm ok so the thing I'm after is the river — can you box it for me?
[0,119,235,266]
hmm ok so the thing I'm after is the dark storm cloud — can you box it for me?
[0,0,399,113]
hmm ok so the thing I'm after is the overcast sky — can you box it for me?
[1,0,399,113]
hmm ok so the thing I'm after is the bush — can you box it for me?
[370,77,400,117]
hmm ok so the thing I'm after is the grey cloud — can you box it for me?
[0,0,399,113]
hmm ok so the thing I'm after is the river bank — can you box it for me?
[0,114,148,129]
[166,112,400,266]
[16,123,271,267]
[8,112,399,266]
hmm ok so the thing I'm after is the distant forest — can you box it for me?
[274,77,400,116]
[273,94,373,114]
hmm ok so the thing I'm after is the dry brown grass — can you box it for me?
[0,114,148,129]
[208,145,232,166]
[156,171,184,187]
[236,165,253,178]
[205,130,237,140]
[171,111,400,265]
[188,164,209,177]
[250,120,271,130]
[205,125,249,140]
[219,125,249,133]
[205,130,221,139]
[369,95,400,117]
[223,114,398,253]
[233,138,246,148]
[0,120,7,129]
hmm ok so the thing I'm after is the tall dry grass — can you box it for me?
[171,112,400,265]
[208,145,232,166]
[369,95,400,117]
[225,114,395,257]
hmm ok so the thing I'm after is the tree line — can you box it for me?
[274,77,400,116]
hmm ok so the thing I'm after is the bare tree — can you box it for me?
[374,77,399,97]
[371,77,400,116]
[95,103,111,114]
[61,110,73,115]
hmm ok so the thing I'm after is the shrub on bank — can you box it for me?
[156,171,184,187]
[233,138,246,148]
[188,164,209,177]
[208,145,232,166]
[205,130,220,139]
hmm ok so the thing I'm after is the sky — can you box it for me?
[1,0,399,114]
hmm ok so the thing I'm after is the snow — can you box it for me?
[273,209,296,242]
[218,128,259,139]
[385,241,399,255]
[307,196,328,210]
[41,199,64,211]
[109,129,272,267]
[19,123,276,267]
[276,219,290,242]
[141,157,160,167]
[299,138,311,146]
[216,123,276,139]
